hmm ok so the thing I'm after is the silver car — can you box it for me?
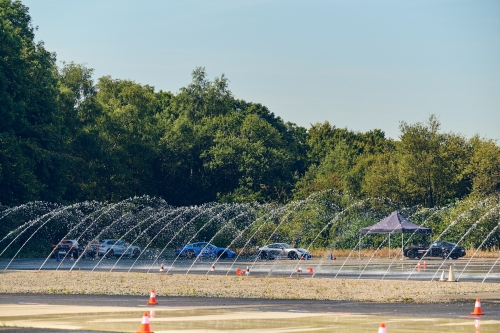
[87,239,141,258]
[256,243,311,260]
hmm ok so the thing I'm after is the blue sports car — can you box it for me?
[175,242,236,259]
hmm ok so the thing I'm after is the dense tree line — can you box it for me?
[1,0,499,210]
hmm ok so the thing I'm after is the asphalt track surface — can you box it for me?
[2,256,500,282]
[1,293,500,333]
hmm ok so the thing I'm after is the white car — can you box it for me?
[256,243,311,260]
[87,239,141,258]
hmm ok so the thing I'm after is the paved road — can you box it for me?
[1,257,499,282]
[1,293,499,318]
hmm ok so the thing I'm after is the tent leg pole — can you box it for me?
[358,234,361,260]
[401,233,403,261]
[388,234,390,259]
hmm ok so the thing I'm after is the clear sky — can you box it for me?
[22,0,500,141]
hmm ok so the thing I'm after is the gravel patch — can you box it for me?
[0,270,498,303]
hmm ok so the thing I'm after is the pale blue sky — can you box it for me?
[23,0,500,141]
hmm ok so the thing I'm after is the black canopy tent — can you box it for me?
[359,211,431,259]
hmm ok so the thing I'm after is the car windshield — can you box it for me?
[281,243,292,249]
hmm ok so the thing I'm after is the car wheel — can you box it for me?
[441,251,449,260]
[106,249,114,258]
[259,251,268,260]
[218,250,228,259]
[185,249,195,259]
[288,252,299,260]
[132,248,140,258]
[72,250,79,260]
[451,255,459,260]
[408,250,416,259]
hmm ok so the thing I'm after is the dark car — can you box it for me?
[404,241,466,260]
[51,240,83,259]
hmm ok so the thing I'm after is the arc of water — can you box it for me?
[186,209,252,274]
[109,207,181,272]
[482,223,500,282]
[39,200,129,270]
[0,203,78,260]
[430,205,500,281]
[66,203,161,270]
[285,196,389,279]
[353,205,425,280]
[311,196,401,279]
[67,197,170,270]
[289,200,377,278]
[0,202,61,244]
[358,206,426,280]
[380,207,442,280]
[127,206,204,273]
[90,207,161,272]
[247,198,330,275]
[224,205,287,276]
[404,203,491,281]
[3,207,76,270]
[459,221,499,281]
[62,197,158,270]
[143,204,223,273]
[206,207,262,275]
[164,204,237,275]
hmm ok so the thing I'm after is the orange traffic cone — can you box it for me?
[423,261,427,268]
[470,299,485,315]
[136,312,153,333]
[159,265,163,272]
[417,262,421,271]
[70,253,74,261]
[245,266,250,275]
[297,267,302,273]
[236,268,243,275]
[307,267,313,274]
[378,323,387,333]
[147,290,158,305]
[210,265,215,271]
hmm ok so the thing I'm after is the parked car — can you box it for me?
[51,240,83,259]
[256,243,311,260]
[175,242,236,259]
[86,239,141,258]
[404,241,466,260]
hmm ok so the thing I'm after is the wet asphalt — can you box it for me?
[1,293,499,332]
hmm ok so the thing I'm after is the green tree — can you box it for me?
[466,136,500,196]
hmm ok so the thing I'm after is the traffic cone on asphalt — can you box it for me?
[470,299,485,315]
[297,267,302,273]
[210,265,215,271]
[423,261,427,268]
[378,323,387,333]
[447,266,456,282]
[236,268,243,275]
[417,262,421,270]
[245,266,250,275]
[70,253,74,260]
[136,312,153,333]
[307,267,313,274]
[159,265,163,272]
[147,290,158,305]
[438,270,445,282]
